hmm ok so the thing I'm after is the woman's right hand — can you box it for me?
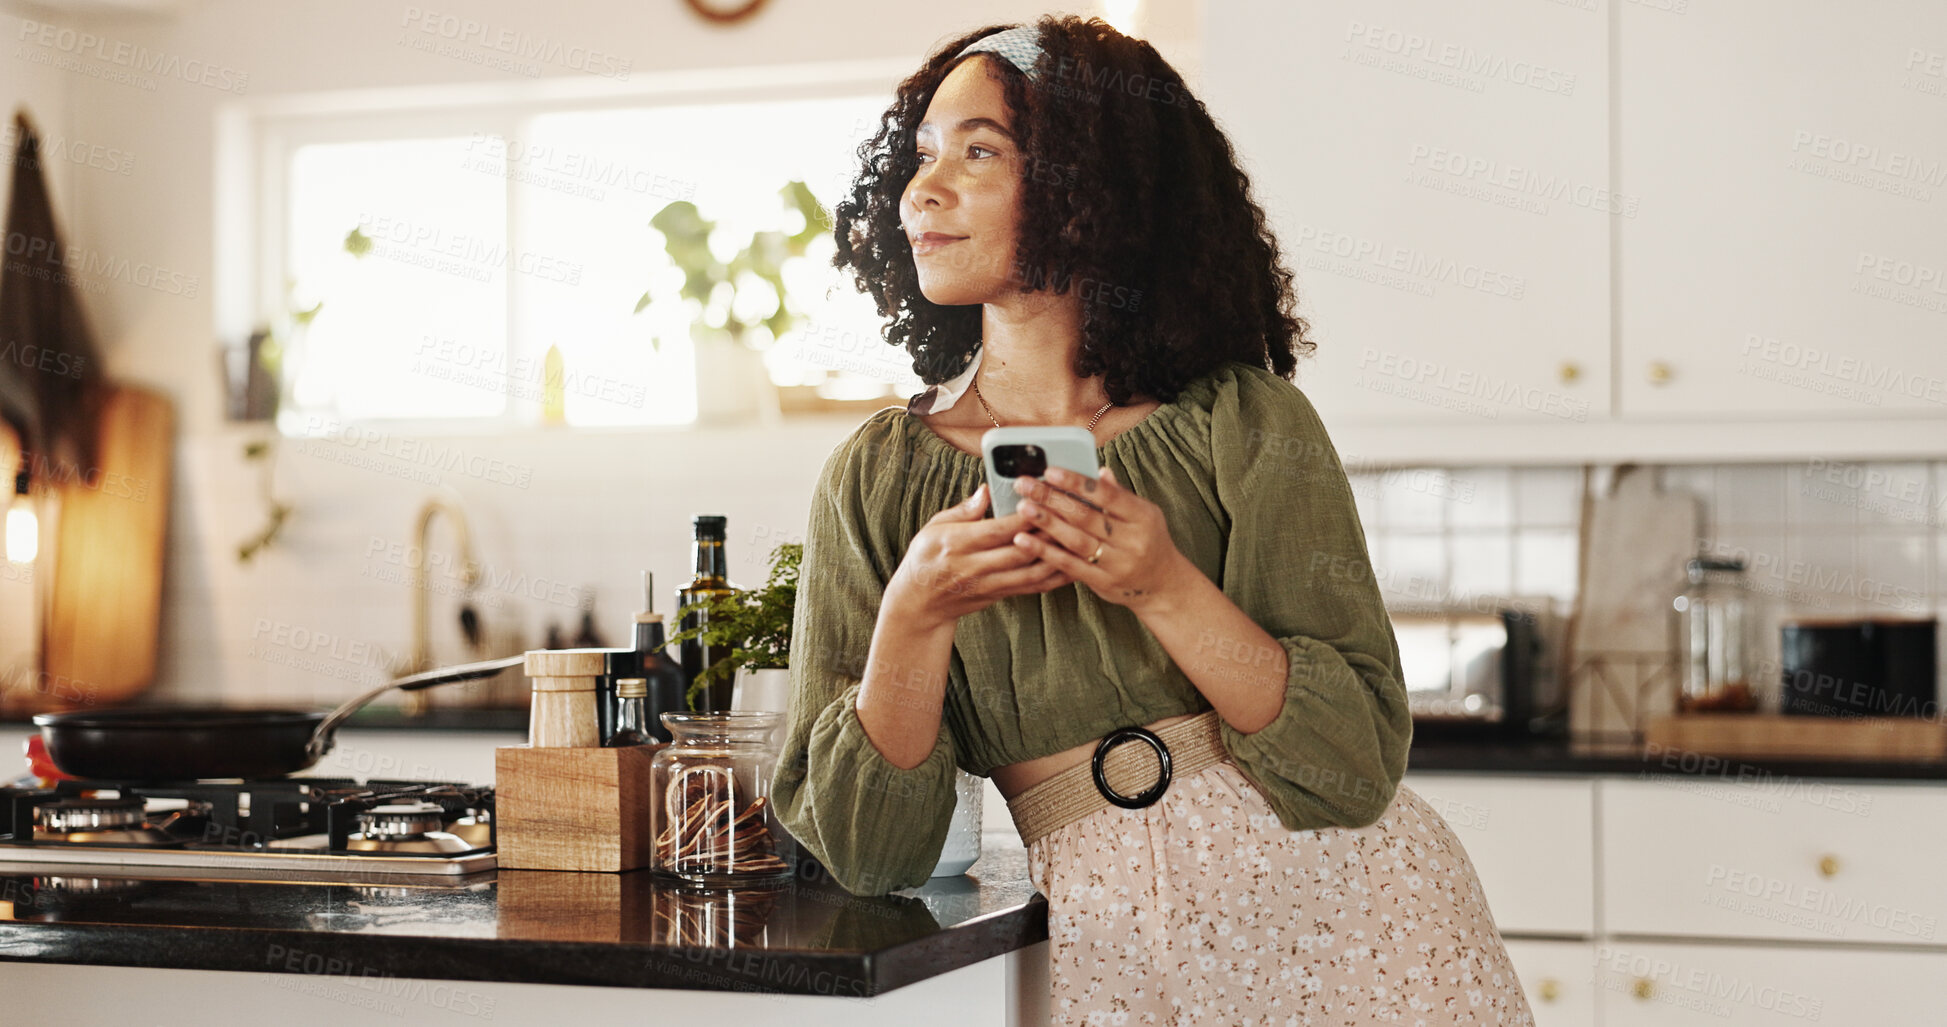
[886,482,1072,629]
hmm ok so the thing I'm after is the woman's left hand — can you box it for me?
[1010,466,1188,613]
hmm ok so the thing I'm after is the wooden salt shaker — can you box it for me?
[524,649,606,748]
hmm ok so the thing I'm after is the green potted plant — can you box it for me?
[665,541,800,713]
[641,181,827,425]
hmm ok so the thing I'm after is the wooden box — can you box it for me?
[496,869,660,942]
[494,744,662,872]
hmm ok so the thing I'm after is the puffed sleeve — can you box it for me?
[1204,365,1412,830]
[769,427,960,897]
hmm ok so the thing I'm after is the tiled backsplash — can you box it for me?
[1351,460,1945,698]
[1349,466,1585,607]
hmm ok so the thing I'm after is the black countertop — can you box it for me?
[16,702,1947,780]
[0,836,1046,995]
[1409,730,1947,781]
[2,717,1941,995]
[17,709,1947,781]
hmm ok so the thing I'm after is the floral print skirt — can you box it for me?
[1024,759,1535,1026]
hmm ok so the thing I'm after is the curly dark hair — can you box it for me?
[828,14,1314,404]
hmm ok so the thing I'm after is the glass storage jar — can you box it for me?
[1671,556,1759,712]
[650,710,792,883]
[649,879,788,948]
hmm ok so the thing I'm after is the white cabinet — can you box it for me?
[1616,0,1947,419]
[1404,773,1595,936]
[1504,940,1597,1027]
[1405,771,1947,1024]
[1202,0,1947,463]
[1602,778,1947,946]
[1594,939,1947,1026]
[1202,0,1612,428]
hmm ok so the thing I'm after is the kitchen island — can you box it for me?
[0,831,1049,1025]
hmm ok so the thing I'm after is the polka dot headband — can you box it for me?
[954,26,1045,79]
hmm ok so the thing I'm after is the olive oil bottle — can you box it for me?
[674,515,738,712]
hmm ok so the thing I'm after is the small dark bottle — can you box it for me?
[631,611,689,743]
[605,678,655,747]
[599,573,655,743]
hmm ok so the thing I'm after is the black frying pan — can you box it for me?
[33,655,526,781]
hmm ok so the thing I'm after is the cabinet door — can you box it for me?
[1202,0,1611,426]
[1402,773,1595,936]
[1504,940,1597,1027]
[1601,778,1947,947]
[1617,0,1947,417]
[1595,940,1947,1026]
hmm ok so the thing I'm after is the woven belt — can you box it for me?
[1005,710,1228,850]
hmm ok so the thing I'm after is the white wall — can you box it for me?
[0,1,1201,706]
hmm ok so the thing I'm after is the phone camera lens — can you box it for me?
[995,444,1046,479]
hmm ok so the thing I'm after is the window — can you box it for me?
[249,68,922,432]
[286,135,509,421]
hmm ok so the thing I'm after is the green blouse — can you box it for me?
[769,361,1412,896]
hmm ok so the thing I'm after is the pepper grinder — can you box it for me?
[523,649,607,747]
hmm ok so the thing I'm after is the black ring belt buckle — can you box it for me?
[1091,726,1172,809]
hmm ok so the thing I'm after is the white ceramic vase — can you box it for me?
[692,334,778,426]
[731,666,792,748]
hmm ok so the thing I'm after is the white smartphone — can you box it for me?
[980,426,1102,519]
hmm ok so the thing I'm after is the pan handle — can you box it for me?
[304,654,528,763]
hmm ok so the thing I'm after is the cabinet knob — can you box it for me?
[1646,361,1674,385]
[1538,977,1561,1002]
[1558,362,1581,384]
[1633,977,1656,1000]
[1818,854,1841,877]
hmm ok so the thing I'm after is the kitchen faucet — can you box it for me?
[407,495,481,684]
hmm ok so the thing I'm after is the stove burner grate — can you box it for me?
[0,778,494,859]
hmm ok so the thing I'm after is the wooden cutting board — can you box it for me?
[1568,465,1701,737]
[41,384,173,709]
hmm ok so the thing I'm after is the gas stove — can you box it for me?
[0,778,495,884]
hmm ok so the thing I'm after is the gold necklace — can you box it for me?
[973,371,1115,430]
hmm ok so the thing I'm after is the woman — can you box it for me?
[771,15,1534,1025]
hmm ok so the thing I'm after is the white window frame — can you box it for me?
[215,57,916,438]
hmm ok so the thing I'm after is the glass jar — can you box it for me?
[650,711,792,883]
[648,879,788,948]
[1672,557,1758,712]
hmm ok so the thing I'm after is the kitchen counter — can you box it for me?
[15,713,1947,784]
[1410,732,1947,780]
[0,832,1047,1000]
